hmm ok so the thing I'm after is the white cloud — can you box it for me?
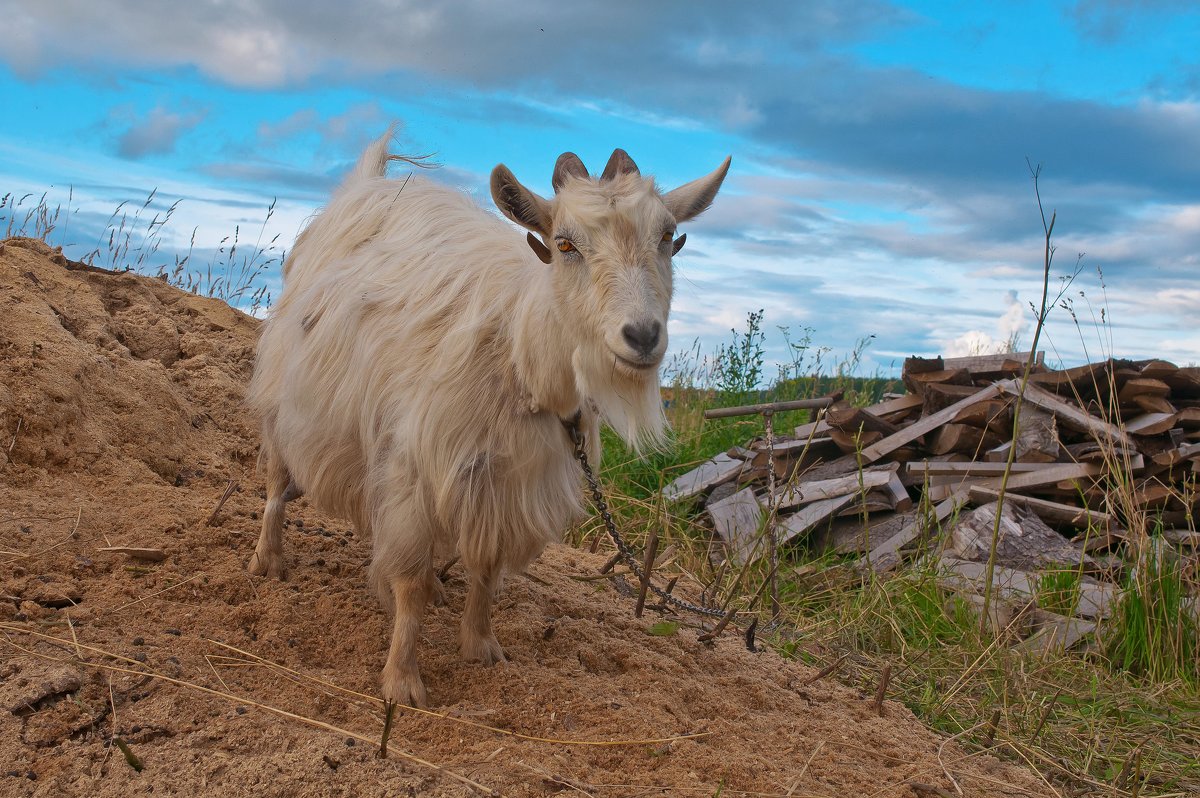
[116,105,207,159]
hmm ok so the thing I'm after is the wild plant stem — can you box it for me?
[981,164,1055,636]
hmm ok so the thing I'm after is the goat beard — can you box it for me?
[572,345,667,454]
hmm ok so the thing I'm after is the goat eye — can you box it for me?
[557,239,576,253]
[661,231,672,243]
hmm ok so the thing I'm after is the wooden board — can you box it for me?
[1124,412,1177,436]
[996,380,1136,449]
[938,556,1117,619]
[774,465,898,510]
[908,460,1066,477]
[857,382,1006,464]
[966,486,1115,529]
[858,491,969,572]
[776,493,859,547]
[942,350,1044,378]
[706,487,765,566]
[662,453,745,501]
[945,502,1098,571]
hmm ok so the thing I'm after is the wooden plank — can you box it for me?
[996,380,1136,449]
[966,486,1115,528]
[908,460,1066,478]
[858,382,1006,464]
[814,511,915,555]
[825,400,901,437]
[774,464,898,510]
[662,453,744,501]
[706,487,765,566]
[885,472,913,513]
[1016,611,1097,655]
[904,368,973,396]
[794,393,922,439]
[776,493,858,547]
[938,557,1117,619]
[924,462,1109,504]
[942,350,1044,376]
[1124,412,1177,436]
[1130,394,1175,415]
[858,491,969,572]
[1117,378,1171,402]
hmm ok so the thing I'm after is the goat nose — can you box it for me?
[621,320,661,356]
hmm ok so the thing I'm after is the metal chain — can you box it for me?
[565,418,725,619]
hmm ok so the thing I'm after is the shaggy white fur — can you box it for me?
[246,128,730,706]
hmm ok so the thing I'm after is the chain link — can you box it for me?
[565,417,726,619]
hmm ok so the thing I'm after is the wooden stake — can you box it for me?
[633,528,660,618]
[873,664,893,716]
[378,700,396,759]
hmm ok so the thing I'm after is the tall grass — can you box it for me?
[1,187,280,315]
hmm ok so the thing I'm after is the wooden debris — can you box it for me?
[663,452,745,502]
[706,487,764,566]
[944,502,1098,572]
[939,557,1116,619]
[97,546,167,562]
[666,353,1199,653]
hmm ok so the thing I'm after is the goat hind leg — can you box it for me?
[248,452,291,579]
[459,558,506,665]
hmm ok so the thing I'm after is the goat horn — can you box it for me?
[552,152,589,193]
[600,148,639,181]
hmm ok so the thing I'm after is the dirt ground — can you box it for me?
[0,237,1056,797]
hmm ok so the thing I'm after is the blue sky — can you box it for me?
[2,0,1199,376]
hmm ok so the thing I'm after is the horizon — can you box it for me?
[2,1,1198,376]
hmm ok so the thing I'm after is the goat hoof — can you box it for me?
[461,634,506,666]
[248,550,286,580]
[381,667,428,709]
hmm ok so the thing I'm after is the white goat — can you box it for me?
[246,129,730,706]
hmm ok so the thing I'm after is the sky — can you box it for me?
[2,0,1199,378]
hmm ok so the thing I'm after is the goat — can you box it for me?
[246,128,730,706]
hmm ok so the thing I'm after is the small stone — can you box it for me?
[164,628,181,636]
[133,653,147,663]
[345,738,355,747]
[132,637,145,646]
[235,706,246,715]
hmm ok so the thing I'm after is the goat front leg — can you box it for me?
[459,558,506,665]
[381,572,436,708]
[248,453,293,579]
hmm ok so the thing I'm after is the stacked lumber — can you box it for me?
[661,352,1200,649]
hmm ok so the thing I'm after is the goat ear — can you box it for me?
[526,232,552,264]
[491,164,551,235]
[671,233,687,255]
[552,152,588,193]
[662,156,732,222]
[600,148,640,181]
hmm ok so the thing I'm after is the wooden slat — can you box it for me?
[966,486,1115,528]
[1124,412,1177,436]
[858,491,969,572]
[662,453,744,501]
[707,487,765,566]
[938,557,1117,619]
[996,380,1136,449]
[908,460,1066,477]
[776,493,858,546]
[857,382,1006,464]
[774,465,898,510]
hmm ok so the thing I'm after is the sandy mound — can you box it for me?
[0,237,1053,797]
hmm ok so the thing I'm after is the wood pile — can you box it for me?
[662,352,1200,649]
